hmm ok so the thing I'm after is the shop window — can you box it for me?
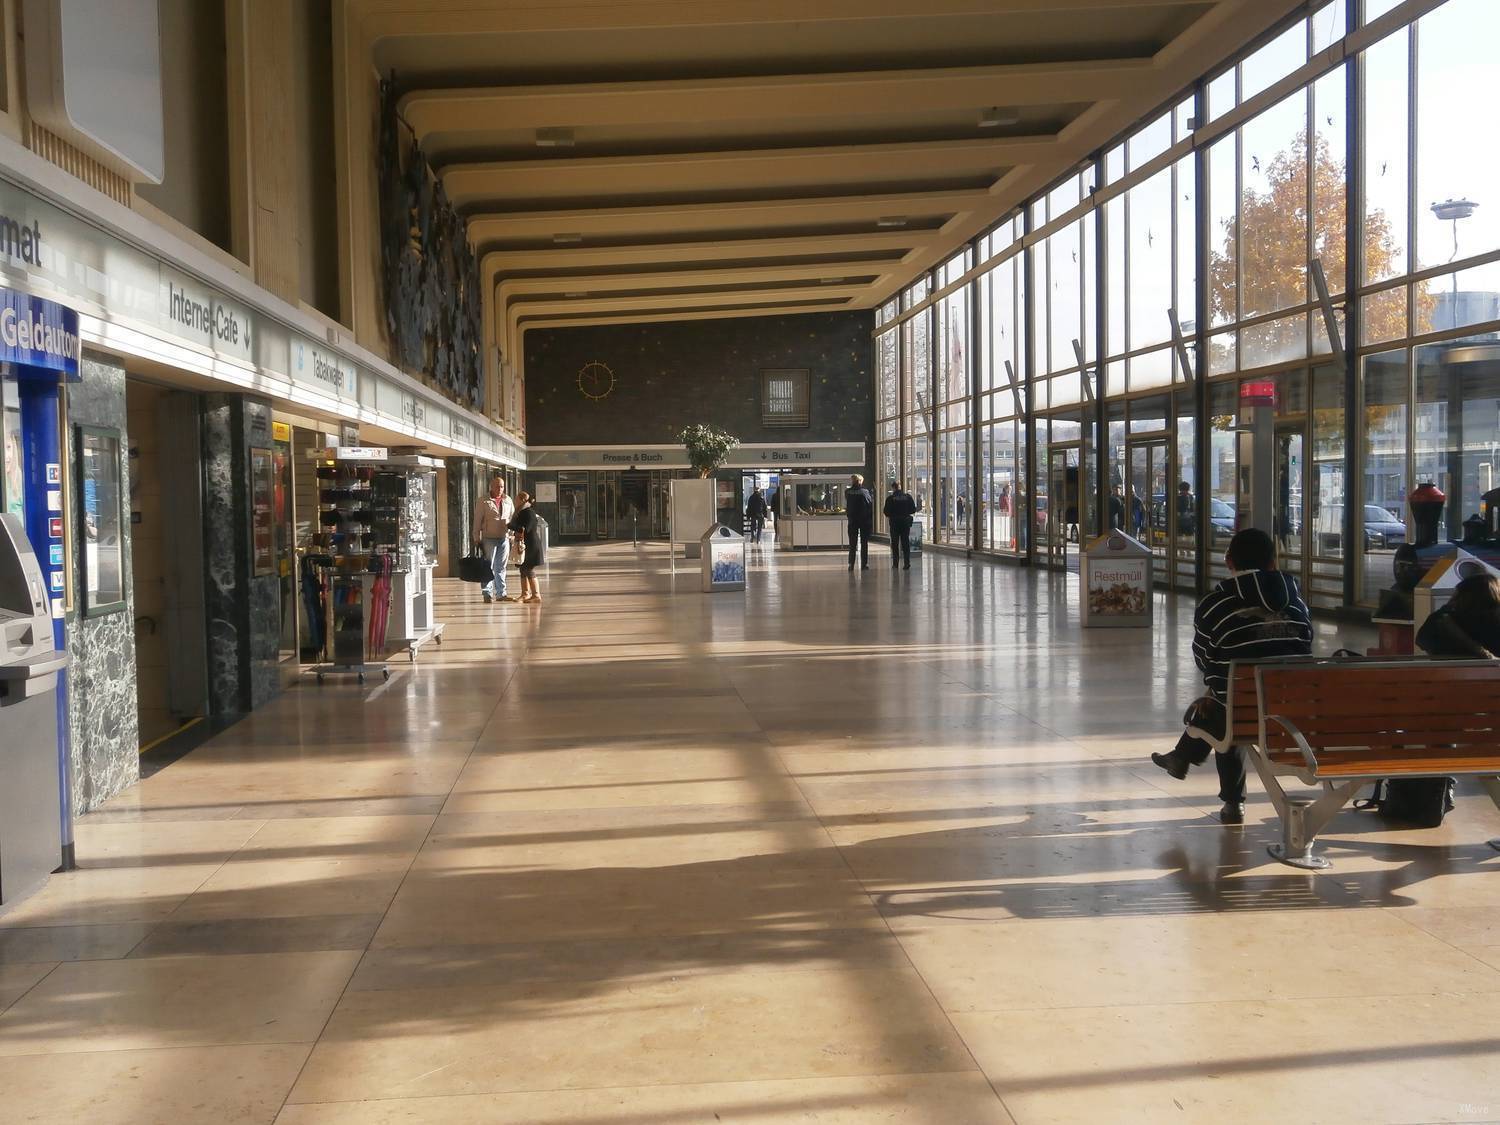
[77,425,125,618]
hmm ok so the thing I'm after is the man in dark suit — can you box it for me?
[883,480,917,569]
[846,474,874,571]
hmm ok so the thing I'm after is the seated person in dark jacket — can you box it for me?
[1151,528,1314,824]
[1416,574,1500,658]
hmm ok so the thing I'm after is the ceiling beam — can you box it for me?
[466,189,988,244]
[400,60,1153,136]
[441,136,1059,208]
[359,0,1205,40]
[480,231,929,275]
[498,261,888,300]
[508,283,868,316]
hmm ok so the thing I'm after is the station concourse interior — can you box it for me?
[0,1,1499,1123]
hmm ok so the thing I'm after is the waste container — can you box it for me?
[1413,548,1500,634]
[701,523,746,592]
[1081,531,1152,628]
[0,513,69,905]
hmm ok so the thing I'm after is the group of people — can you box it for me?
[472,478,547,605]
[842,474,918,570]
[1151,525,1500,824]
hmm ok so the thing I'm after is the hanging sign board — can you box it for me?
[1239,379,1278,408]
[0,285,80,379]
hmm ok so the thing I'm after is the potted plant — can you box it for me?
[679,424,738,478]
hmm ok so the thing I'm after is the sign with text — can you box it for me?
[159,268,254,364]
[1239,379,1279,408]
[291,338,359,403]
[0,285,80,378]
[1081,533,1152,628]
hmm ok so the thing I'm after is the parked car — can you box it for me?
[1314,503,1408,552]
[1147,495,1236,543]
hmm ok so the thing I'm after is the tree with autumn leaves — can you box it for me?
[1209,130,1423,357]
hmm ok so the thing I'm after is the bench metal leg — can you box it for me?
[1478,776,1500,853]
[1246,748,1361,869]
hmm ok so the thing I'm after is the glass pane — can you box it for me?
[1208,380,1239,575]
[1,377,22,523]
[1105,194,1126,357]
[1207,69,1237,123]
[79,428,125,613]
[1241,21,1307,103]
[1175,155,1197,332]
[1415,264,1500,335]
[1130,395,1170,433]
[1414,334,1500,544]
[1207,135,1238,326]
[1048,224,1083,375]
[1129,166,1173,351]
[1361,26,1409,283]
[1131,347,1174,390]
[876,329,899,419]
[1240,313,1308,370]
[1312,0,1348,52]
[1128,111,1173,172]
[1360,349,1407,604]
[1175,395,1199,591]
[1312,68,1348,289]
[1240,90,1309,319]
[1310,365,1346,573]
[1362,285,1406,345]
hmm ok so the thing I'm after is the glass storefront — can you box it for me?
[869,0,1500,611]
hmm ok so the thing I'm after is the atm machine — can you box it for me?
[0,512,68,906]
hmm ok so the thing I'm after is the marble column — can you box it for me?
[65,354,140,813]
[446,456,476,574]
[202,393,280,716]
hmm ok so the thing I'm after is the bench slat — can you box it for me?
[1266,748,1500,776]
[1267,714,1500,735]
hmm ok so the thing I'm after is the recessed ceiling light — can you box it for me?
[875,216,908,228]
[820,277,846,284]
[552,232,583,244]
[978,107,1021,129]
[535,127,575,148]
[564,291,589,298]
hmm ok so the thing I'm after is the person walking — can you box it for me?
[509,491,548,604]
[746,486,768,544]
[884,480,917,569]
[846,473,874,571]
[471,477,515,604]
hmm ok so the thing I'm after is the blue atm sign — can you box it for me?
[0,286,80,380]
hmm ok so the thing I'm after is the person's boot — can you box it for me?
[1150,749,1191,780]
[1218,802,1245,825]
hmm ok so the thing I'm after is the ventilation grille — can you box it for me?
[27,122,131,205]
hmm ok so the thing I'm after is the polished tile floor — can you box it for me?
[3,541,1500,1123]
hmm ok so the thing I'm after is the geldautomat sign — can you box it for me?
[0,286,80,379]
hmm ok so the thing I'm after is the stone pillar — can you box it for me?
[65,355,140,813]
[202,392,280,716]
[446,456,477,574]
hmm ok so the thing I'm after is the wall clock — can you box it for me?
[577,360,615,400]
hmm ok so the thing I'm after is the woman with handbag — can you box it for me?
[509,491,548,604]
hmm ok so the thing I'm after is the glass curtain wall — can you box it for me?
[874,299,900,536]
[864,0,1500,611]
[934,250,973,545]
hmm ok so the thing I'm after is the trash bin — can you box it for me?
[1081,531,1152,628]
[701,523,746,592]
[0,513,69,905]
[909,515,925,555]
[1413,548,1500,635]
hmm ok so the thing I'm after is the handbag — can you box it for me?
[458,545,494,584]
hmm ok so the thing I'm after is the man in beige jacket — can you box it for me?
[472,477,516,602]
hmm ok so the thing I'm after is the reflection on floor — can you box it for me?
[2,540,1499,1123]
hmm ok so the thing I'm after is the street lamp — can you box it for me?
[1430,199,1478,328]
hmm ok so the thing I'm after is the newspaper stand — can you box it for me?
[701,523,746,592]
[1081,532,1152,628]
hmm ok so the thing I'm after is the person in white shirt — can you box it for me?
[471,477,516,603]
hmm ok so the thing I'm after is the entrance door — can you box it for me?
[1127,439,1170,574]
[556,472,591,539]
[1276,424,1308,589]
[1044,445,1081,570]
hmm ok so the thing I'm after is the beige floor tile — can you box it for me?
[0,922,154,963]
[276,1071,1012,1124]
[373,865,884,947]
[0,951,359,1054]
[290,967,976,1103]
[232,815,436,861]
[0,963,55,1011]
[954,993,1500,1124]
[349,927,908,992]
[168,856,413,920]
[0,1044,310,1125]
[72,818,265,868]
[897,908,1500,1013]
[0,864,224,926]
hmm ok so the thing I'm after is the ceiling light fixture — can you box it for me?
[535,127,575,148]
[552,232,584,244]
[978,107,1020,129]
[875,216,908,229]
[820,277,846,285]
[564,291,589,298]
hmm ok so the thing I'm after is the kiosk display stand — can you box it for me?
[669,478,716,577]
[1081,532,1152,628]
[304,449,445,682]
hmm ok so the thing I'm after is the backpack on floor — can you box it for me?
[1355,777,1456,828]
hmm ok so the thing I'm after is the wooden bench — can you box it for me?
[1215,659,1500,869]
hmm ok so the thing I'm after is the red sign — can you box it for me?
[48,517,63,539]
[1239,379,1278,408]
